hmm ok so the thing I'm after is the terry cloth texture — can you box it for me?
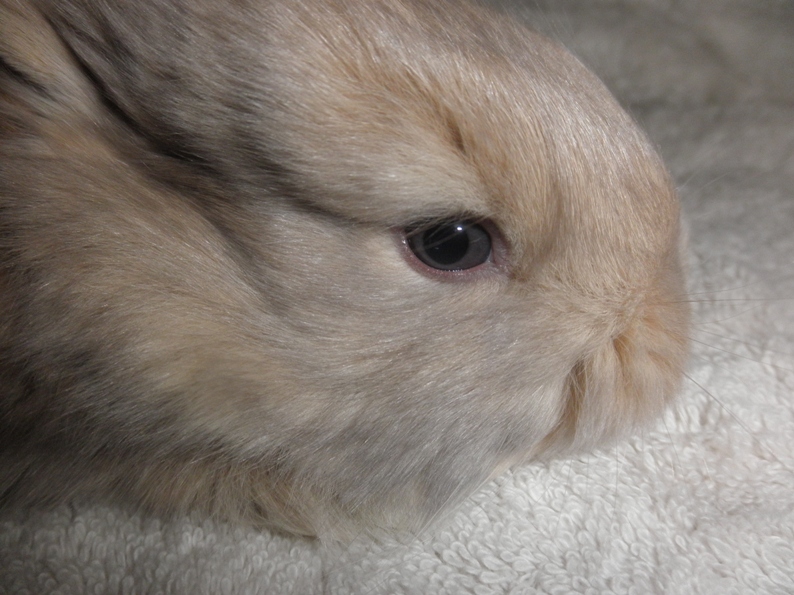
[2,1,793,593]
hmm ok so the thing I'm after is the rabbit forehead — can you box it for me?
[263,1,574,242]
[266,0,679,279]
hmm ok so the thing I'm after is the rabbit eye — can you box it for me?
[405,220,492,271]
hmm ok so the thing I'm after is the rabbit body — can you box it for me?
[0,0,689,537]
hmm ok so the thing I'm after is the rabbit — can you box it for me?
[0,0,690,538]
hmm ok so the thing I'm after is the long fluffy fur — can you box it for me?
[0,0,689,538]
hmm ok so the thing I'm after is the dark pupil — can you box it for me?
[423,225,471,266]
[407,221,492,271]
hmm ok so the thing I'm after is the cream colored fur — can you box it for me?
[0,0,688,538]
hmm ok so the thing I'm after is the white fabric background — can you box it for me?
[2,1,793,593]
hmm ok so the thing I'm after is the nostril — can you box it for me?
[612,331,631,368]
[540,303,689,457]
[537,359,586,454]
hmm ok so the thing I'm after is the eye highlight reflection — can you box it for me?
[405,220,493,271]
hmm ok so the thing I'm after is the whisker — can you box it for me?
[660,415,682,477]
[691,306,767,326]
[552,457,574,537]
[683,373,794,479]
[684,271,794,297]
[694,329,794,358]
[674,297,794,304]
[681,170,733,193]
[608,441,620,528]
[690,338,794,374]
[688,353,786,419]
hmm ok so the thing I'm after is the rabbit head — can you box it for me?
[0,0,689,537]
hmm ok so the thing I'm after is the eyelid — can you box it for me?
[406,221,491,271]
[394,218,511,282]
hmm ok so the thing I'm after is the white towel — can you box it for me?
[2,1,793,593]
